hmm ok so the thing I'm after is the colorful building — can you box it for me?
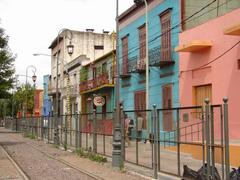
[42,75,52,117]
[118,0,180,139]
[79,50,116,134]
[33,89,43,117]
[176,6,240,140]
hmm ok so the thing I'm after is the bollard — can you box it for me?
[223,97,230,180]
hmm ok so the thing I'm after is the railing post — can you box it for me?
[120,104,125,161]
[205,98,211,180]
[41,116,44,140]
[152,104,158,180]
[93,109,97,153]
[223,97,230,180]
[79,111,82,148]
[64,113,68,150]
[176,109,180,176]
[75,111,79,149]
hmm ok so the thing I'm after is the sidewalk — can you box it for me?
[0,144,24,180]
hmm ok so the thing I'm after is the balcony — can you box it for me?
[128,56,146,73]
[224,23,240,36]
[80,73,114,94]
[175,40,212,52]
[48,83,56,96]
[149,46,175,68]
[120,62,131,78]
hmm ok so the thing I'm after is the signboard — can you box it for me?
[93,96,105,106]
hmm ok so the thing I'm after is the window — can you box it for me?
[162,84,173,132]
[194,84,212,106]
[134,90,146,129]
[122,36,129,74]
[102,62,107,74]
[94,45,104,50]
[160,10,171,61]
[138,24,146,60]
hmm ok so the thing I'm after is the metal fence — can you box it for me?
[4,98,230,179]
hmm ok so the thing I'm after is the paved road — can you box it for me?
[0,130,97,180]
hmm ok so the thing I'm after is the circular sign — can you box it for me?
[93,96,105,106]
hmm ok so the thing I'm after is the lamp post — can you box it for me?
[112,0,122,167]
[53,28,74,145]
[25,65,37,117]
[134,0,149,110]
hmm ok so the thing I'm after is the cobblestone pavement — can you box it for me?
[0,143,24,180]
[0,128,153,180]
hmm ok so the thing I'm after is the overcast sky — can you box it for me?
[0,0,133,88]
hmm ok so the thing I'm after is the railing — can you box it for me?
[80,73,113,92]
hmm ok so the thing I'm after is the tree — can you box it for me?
[13,84,34,117]
[0,26,15,98]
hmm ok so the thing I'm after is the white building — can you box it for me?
[48,29,115,116]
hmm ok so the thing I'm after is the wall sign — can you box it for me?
[93,96,105,106]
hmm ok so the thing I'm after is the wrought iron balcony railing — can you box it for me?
[80,73,113,93]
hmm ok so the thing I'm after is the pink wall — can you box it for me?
[179,8,240,140]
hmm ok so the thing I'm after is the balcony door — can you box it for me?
[162,84,173,132]
[160,10,171,62]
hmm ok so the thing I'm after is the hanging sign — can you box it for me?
[93,96,105,106]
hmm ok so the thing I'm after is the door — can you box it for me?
[162,84,173,132]
[134,90,146,129]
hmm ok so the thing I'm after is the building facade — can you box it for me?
[33,89,43,117]
[118,0,180,139]
[79,50,116,135]
[48,29,115,116]
[177,7,240,140]
[42,75,52,117]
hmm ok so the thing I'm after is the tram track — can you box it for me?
[1,132,103,180]
[0,144,30,180]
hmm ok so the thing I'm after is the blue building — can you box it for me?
[118,0,180,138]
[42,75,52,117]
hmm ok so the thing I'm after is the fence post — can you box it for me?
[120,104,125,161]
[176,109,180,176]
[75,111,79,149]
[79,111,82,148]
[93,109,97,153]
[205,98,211,180]
[223,97,230,180]
[64,113,68,150]
[41,116,44,140]
[152,104,158,180]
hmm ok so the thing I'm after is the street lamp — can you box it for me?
[134,0,149,111]
[54,28,74,145]
[25,65,37,117]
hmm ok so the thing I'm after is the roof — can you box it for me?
[118,0,153,23]
[82,50,116,67]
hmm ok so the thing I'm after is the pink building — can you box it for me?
[176,8,240,140]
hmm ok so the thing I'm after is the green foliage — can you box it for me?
[75,148,107,164]
[63,142,67,151]
[119,161,126,172]
[80,67,88,82]
[23,132,36,139]
[0,26,15,98]
[13,84,34,115]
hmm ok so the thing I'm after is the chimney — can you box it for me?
[86,29,94,32]
[103,29,109,34]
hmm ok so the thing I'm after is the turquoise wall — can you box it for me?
[119,0,180,137]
